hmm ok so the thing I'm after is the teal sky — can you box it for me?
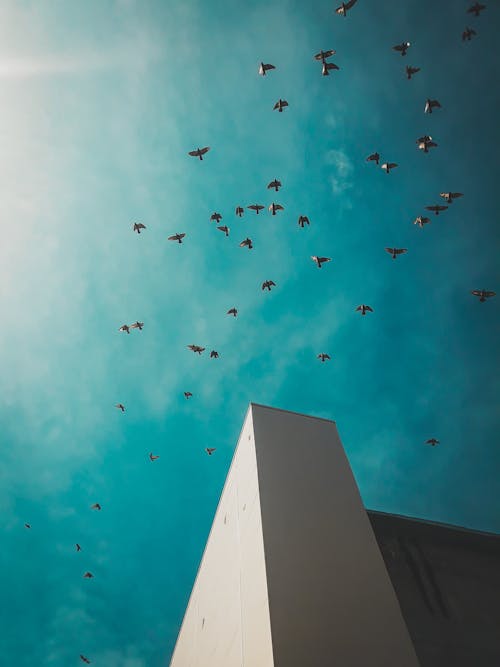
[1,0,499,664]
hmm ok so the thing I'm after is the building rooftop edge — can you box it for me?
[366,508,500,538]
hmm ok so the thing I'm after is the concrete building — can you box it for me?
[169,404,500,667]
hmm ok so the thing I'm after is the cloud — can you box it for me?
[324,148,354,196]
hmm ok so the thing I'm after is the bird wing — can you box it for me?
[396,248,408,254]
[275,204,284,210]
[485,291,496,297]
[365,306,373,312]
[451,192,463,199]
[385,247,394,254]
[281,100,289,107]
[273,101,280,110]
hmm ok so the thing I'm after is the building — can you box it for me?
[169,404,500,667]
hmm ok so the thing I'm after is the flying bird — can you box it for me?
[366,152,380,165]
[90,503,101,511]
[467,2,486,16]
[381,162,398,173]
[393,41,411,56]
[217,225,230,237]
[239,237,253,249]
[168,233,186,243]
[187,344,205,354]
[210,350,219,358]
[440,192,463,204]
[115,403,125,412]
[311,256,331,268]
[227,307,238,317]
[76,544,82,551]
[80,656,91,664]
[317,353,331,362]
[149,453,160,461]
[314,49,336,61]
[417,136,437,152]
[118,324,130,334]
[298,215,310,227]
[247,204,264,214]
[205,448,216,456]
[184,392,193,399]
[425,204,448,215]
[259,62,275,76]
[356,305,373,316]
[462,27,477,41]
[269,203,284,215]
[426,438,440,447]
[424,98,442,114]
[130,321,144,331]
[210,212,222,223]
[83,572,94,579]
[335,0,358,16]
[267,179,282,191]
[262,280,276,291]
[322,62,340,76]
[385,247,408,260]
[406,65,420,79]
[273,99,289,113]
[471,289,495,302]
[235,206,244,217]
[414,216,430,228]
[24,523,31,529]
[188,146,210,160]
[133,223,146,234]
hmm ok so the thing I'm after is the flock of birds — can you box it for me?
[19,2,495,664]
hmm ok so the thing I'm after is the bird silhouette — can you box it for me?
[184,392,193,399]
[298,215,310,227]
[317,353,331,362]
[393,41,411,56]
[262,280,276,291]
[90,503,101,511]
[227,308,238,317]
[217,225,230,237]
[205,448,216,456]
[381,162,398,173]
[426,438,440,447]
[311,256,331,268]
[83,572,94,579]
[356,305,373,316]
[413,216,430,228]
[76,544,82,551]
[210,350,219,359]
[239,237,253,250]
[115,403,125,412]
[406,65,420,79]
[133,223,146,234]
[130,321,144,331]
[168,233,186,243]
[187,345,205,354]
[210,212,222,223]
[235,206,244,217]
[247,204,264,214]
[269,203,284,215]
[467,2,486,17]
[118,324,130,334]
[385,247,408,260]
[425,204,448,215]
[188,147,210,160]
[335,0,358,16]
[471,289,495,302]
[273,99,289,113]
[424,98,441,114]
[322,62,340,76]
[440,192,463,204]
[149,453,160,461]
[259,62,275,76]
[267,179,282,191]
[462,27,477,41]
[366,152,380,165]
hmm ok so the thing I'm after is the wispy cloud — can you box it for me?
[324,148,354,196]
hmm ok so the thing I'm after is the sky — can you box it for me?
[0,0,499,664]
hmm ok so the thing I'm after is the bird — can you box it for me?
[385,247,408,260]
[217,225,230,237]
[356,305,373,316]
[76,544,82,551]
[425,204,448,215]
[115,403,125,412]
[187,344,205,354]
[440,192,463,204]
[467,2,486,16]
[90,503,101,511]
[168,233,186,243]
[205,448,216,456]
[210,350,219,358]
[335,0,358,16]
[239,237,253,250]
[133,222,146,234]
[298,215,310,228]
[130,321,144,331]
[235,206,244,217]
[417,135,437,152]
[424,98,441,114]
[184,391,193,399]
[267,179,282,191]
[118,324,130,334]
[24,523,31,529]
[188,147,210,160]
[426,438,440,447]
[227,307,238,317]
[149,453,160,461]
[210,212,222,223]
[259,62,275,76]
[83,572,94,579]
[314,49,336,61]
[471,289,495,302]
[393,42,411,56]
[322,62,340,76]
[366,152,380,165]
[269,203,284,215]
[317,353,331,362]
[381,162,398,173]
[80,656,91,664]
[414,216,430,228]
[262,280,276,291]
[311,256,331,268]
[462,27,477,41]
[247,204,264,214]
[273,99,289,112]
[406,65,420,79]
